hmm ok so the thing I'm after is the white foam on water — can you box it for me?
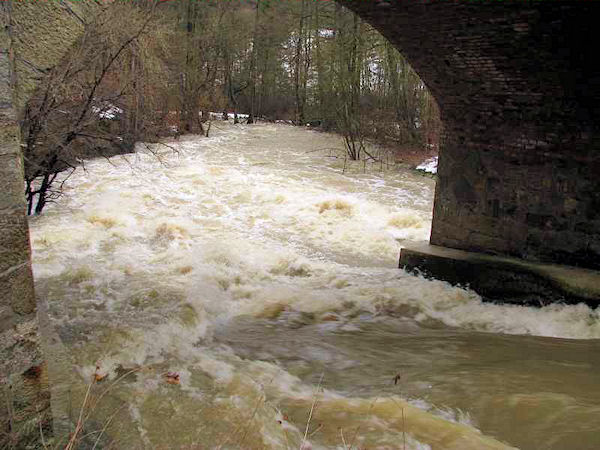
[29,123,598,448]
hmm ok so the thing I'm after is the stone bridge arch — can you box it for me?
[1,0,599,445]
[343,0,600,269]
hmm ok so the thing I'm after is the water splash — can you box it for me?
[30,124,600,449]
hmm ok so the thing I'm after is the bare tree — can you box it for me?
[22,1,159,214]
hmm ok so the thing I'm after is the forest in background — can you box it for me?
[22,0,441,214]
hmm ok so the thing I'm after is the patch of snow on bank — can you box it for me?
[416,156,438,174]
[92,104,123,120]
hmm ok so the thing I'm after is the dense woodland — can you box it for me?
[22,0,440,214]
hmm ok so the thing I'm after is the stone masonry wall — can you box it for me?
[0,1,90,446]
[343,0,600,269]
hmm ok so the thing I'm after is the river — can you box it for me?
[30,124,600,449]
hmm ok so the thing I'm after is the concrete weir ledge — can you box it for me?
[400,243,600,307]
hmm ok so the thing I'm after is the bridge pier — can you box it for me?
[1,1,89,446]
[344,0,600,280]
[432,117,600,269]
[0,29,50,448]
[400,243,600,307]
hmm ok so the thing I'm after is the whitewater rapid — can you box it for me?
[30,124,600,449]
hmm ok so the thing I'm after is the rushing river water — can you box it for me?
[30,124,600,449]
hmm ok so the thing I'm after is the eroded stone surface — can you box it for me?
[1,1,89,447]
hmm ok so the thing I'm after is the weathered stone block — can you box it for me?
[400,244,600,307]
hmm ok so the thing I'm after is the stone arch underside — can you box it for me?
[343,0,600,269]
[1,0,600,445]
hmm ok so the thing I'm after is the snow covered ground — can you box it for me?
[92,103,123,120]
[416,156,438,174]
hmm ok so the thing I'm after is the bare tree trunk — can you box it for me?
[33,173,54,215]
[223,48,240,124]
[181,0,201,133]
[247,0,260,125]
[129,46,141,138]
[258,44,270,120]
[335,7,365,161]
[301,6,311,122]
[314,1,325,121]
[294,0,305,126]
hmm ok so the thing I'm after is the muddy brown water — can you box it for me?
[30,124,600,449]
